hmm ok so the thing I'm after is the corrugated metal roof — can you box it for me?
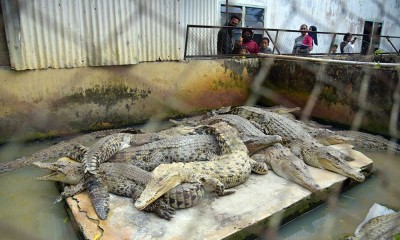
[3,0,220,70]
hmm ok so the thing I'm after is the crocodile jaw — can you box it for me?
[284,156,321,193]
[33,158,82,184]
[319,158,365,182]
[135,164,185,210]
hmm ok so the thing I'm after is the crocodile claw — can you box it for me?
[156,202,176,220]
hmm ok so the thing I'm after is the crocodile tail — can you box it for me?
[163,183,205,209]
[84,172,109,220]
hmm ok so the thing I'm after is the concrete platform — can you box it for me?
[64,145,373,240]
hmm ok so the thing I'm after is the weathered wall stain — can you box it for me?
[0,59,259,143]
[260,59,399,135]
[51,85,151,111]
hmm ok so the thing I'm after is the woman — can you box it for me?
[298,25,317,54]
[241,28,259,54]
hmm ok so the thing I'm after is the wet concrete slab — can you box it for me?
[64,144,373,240]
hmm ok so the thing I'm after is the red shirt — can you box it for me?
[242,40,260,54]
[302,35,313,48]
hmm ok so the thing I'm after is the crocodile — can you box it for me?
[110,134,221,171]
[230,106,365,182]
[135,122,268,210]
[350,212,400,240]
[34,159,204,220]
[172,114,282,154]
[0,127,141,174]
[77,126,200,220]
[0,125,197,174]
[251,143,321,193]
[335,130,400,153]
[301,124,354,146]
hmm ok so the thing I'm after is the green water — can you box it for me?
[0,141,79,240]
[274,151,400,240]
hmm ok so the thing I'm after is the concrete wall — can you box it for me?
[258,56,400,136]
[0,59,259,143]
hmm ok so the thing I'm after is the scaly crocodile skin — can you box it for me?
[112,135,220,171]
[34,160,204,220]
[230,106,365,182]
[336,130,400,153]
[191,114,282,154]
[135,122,268,210]
[0,127,140,173]
[251,143,321,193]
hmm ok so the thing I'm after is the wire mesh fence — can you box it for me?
[0,1,400,240]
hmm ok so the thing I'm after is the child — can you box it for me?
[330,44,338,54]
[259,37,273,54]
[238,45,249,55]
[232,37,244,54]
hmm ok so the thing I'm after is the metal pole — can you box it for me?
[226,0,228,24]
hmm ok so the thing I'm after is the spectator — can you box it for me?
[217,15,241,55]
[259,37,273,54]
[238,45,249,55]
[330,44,338,54]
[340,32,356,53]
[232,37,244,54]
[343,35,357,53]
[241,28,259,54]
[292,24,308,54]
[297,25,317,54]
[308,26,318,46]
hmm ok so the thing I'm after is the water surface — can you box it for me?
[0,141,79,240]
[275,151,400,240]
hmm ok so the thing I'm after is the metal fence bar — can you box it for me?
[386,36,400,55]
[184,25,400,59]
[264,29,280,54]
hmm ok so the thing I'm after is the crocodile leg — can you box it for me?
[198,175,235,196]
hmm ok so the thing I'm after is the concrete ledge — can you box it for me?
[64,145,373,240]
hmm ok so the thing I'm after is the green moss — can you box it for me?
[52,85,151,110]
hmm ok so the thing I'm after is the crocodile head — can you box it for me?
[245,134,283,154]
[135,163,186,210]
[318,146,365,182]
[33,157,82,184]
[285,156,321,193]
[313,129,354,145]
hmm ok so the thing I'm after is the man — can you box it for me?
[217,15,241,55]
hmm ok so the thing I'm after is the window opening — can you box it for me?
[361,21,383,55]
[221,4,265,43]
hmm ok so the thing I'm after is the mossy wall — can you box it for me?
[259,57,400,135]
[0,59,258,143]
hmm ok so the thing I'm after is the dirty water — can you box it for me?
[271,151,400,240]
[0,141,79,240]
[0,136,398,240]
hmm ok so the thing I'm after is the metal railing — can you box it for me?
[184,25,400,60]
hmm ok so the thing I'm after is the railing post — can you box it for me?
[273,30,279,54]
[385,36,400,55]
[264,29,280,54]
[329,33,337,53]
[184,25,190,60]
